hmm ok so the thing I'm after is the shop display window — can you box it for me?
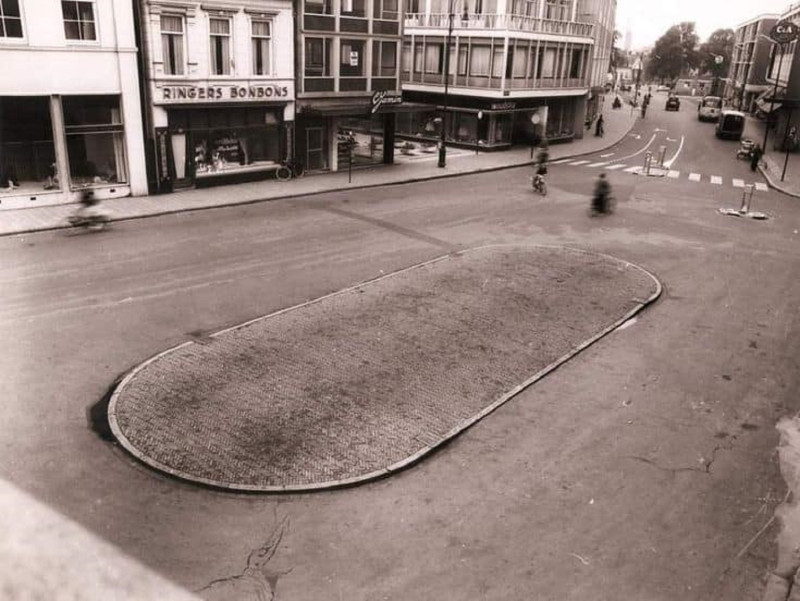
[63,95,127,188]
[0,97,58,194]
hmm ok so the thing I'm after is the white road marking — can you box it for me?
[710,176,723,185]
[667,170,680,178]
[605,164,627,170]
[666,137,678,142]
[755,182,769,192]
[569,160,590,166]
[550,159,572,164]
[663,135,685,168]
[624,166,640,173]
[732,179,745,188]
[614,133,658,161]
[587,162,610,168]
[600,153,615,158]
[689,173,701,182]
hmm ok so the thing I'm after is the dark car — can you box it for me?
[666,95,680,111]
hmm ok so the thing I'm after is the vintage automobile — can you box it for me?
[715,110,746,140]
[665,95,681,111]
[698,96,722,122]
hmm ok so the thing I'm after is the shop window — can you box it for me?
[62,95,127,188]
[340,39,365,76]
[305,37,331,76]
[341,0,366,18]
[251,20,271,75]
[373,0,398,20]
[161,15,185,75]
[209,17,232,76]
[304,0,332,15]
[0,0,23,38]
[0,97,57,194]
[61,1,96,41]
[372,41,397,77]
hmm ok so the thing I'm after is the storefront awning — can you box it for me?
[757,98,783,113]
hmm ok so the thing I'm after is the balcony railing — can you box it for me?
[404,13,594,37]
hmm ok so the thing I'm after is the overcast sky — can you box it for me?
[617,0,794,50]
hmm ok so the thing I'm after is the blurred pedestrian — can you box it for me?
[595,114,605,137]
[750,143,763,172]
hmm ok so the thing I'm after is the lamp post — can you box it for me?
[437,1,457,168]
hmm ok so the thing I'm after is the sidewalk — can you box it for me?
[0,102,637,237]
[742,115,800,198]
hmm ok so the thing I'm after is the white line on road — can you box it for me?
[550,159,572,165]
[667,170,680,178]
[732,179,745,188]
[605,164,627,170]
[755,182,769,192]
[587,162,610,168]
[624,166,640,173]
[710,176,723,185]
[569,160,590,166]
[600,153,615,158]
[689,173,701,182]
[613,133,658,162]
[663,135,685,169]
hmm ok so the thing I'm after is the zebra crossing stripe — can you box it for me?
[569,160,590,166]
[732,179,745,188]
[667,171,680,178]
[710,176,723,185]
[587,162,609,168]
[689,173,701,182]
[755,182,769,192]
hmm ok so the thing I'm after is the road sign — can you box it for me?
[770,20,800,44]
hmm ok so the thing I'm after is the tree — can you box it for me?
[610,30,628,70]
[646,22,701,81]
[700,28,734,77]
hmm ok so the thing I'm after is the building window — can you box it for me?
[341,0,366,18]
[492,46,504,78]
[209,17,232,76]
[340,39,365,76]
[0,97,56,194]
[62,95,127,188]
[61,1,96,41]
[161,15,185,75]
[469,45,490,76]
[372,41,397,77]
[0,0,23,38]
[373,0,398,20]
[544,0,570,20]
[304,0,332,14]
[251,20,271,75]
[305,37,331,76]
[402,42,412,73]
[424,43,442,74]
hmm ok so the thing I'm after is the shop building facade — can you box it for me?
[294,0,404,172]
[135,0,295,192]
[0,0,147,210]
[725,14,779,113]
[401,0,599,151]
[578,0,615,120]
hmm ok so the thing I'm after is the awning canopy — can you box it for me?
[756,98,783,113]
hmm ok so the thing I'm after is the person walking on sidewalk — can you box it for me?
[750,143,763,172]
[595,114,605,137]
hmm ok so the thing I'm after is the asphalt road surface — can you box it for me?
[2,96,800,601]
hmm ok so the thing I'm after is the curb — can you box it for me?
[107,243,662,493]
[4,116,639,238]
[759,162,800,199]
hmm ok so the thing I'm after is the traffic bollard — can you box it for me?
[739,184,754,214]
[658,145,667,167]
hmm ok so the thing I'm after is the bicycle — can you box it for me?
[275,159,305,181]
[531,174,547,196]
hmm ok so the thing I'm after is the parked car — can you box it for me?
[698,96,722,122]
[656,85,671,93]
[666,95,681,111]
[716,110,746,140]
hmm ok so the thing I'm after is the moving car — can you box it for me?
[698,96,722,121]
[666,95,680,111]
[715,110,746,140]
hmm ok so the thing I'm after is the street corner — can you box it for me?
[107,245,662,493]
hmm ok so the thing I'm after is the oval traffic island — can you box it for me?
[108,245,661,492]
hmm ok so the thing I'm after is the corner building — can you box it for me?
[135,0,295,192]
[400,0,611,151]
[0,0,148,210]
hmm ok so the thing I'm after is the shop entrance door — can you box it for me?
[305,127,327,171]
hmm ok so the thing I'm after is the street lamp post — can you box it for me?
[437,0,456,169]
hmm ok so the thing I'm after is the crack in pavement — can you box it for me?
[317,205,460,252]
[625,440,736,475]
[196,516,292,601]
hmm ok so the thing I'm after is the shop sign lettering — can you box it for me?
[160,84,291,103]
[371,90,403,114]
[490,101,516,110]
